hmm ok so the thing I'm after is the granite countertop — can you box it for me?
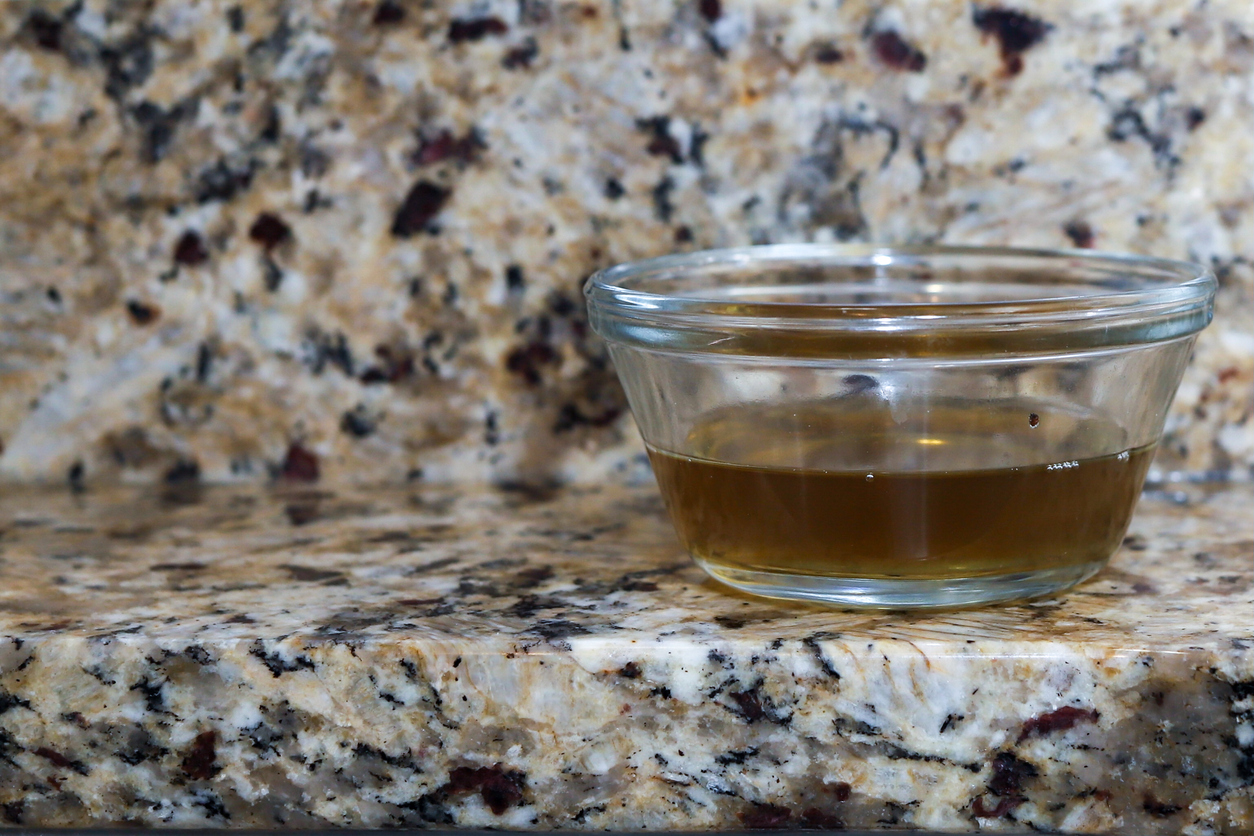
[2,0,1250,488]
[0,481,1249,833]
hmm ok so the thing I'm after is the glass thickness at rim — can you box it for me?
[585,244,1216,359]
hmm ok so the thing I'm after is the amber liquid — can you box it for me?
[647,401,1153,580]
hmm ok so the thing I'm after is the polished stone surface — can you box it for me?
[1,0,1251,487]
[1,482,1249,832]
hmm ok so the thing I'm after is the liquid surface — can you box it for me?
[647,402,1153,580]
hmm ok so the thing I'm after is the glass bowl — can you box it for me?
[585,244,1216,608]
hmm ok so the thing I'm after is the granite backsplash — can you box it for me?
[0,0,1250,487]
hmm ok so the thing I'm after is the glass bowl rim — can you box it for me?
[584,244,1216,357]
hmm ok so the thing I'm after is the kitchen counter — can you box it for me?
[0,482,1250,833]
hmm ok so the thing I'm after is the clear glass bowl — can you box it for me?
[586,245,1216,608]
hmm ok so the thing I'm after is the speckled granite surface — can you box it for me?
[0,482,1249,832]
[1,0,1251,487]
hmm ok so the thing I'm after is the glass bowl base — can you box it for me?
[693,557,1107,610]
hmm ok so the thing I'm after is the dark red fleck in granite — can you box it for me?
[448,17,508,43]
[1185,106,1206,130]
[988,751,1037,796]
[181,731,219,780]
[391,181,450,237]
[505,341,560,385]
[280,443,320,483]
[1029,412,1040,428]
[648,132,682,159]
[25,11,63,52]
[730,688,765,722]
[973,6,1049,77]
[360,344,415,385]
[619,661,642,678]
[972,795,1024,818]
[1218,366,1241,383]
[831,781,852,801]
[699,0,722,23]
[674,225,694,243]
[126,300,160,325]
[372,0,404,25]
[1143,794,1183,817]
[414,130,483,167]
[173,230,209,265]
[34,746,87,774]
[739,804,791,829]
[249,212,292,249]
[639,116,683,163]
[503,38,539,69]
[871,30,926,72]
[151,562,207,571]
[1018,706,1099,742]
[998,49,1024,75]
[443,765,526,815]
[1063,219,1094,248]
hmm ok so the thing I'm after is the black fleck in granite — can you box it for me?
[0,0,1249,486]
[0,483,1250,832]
